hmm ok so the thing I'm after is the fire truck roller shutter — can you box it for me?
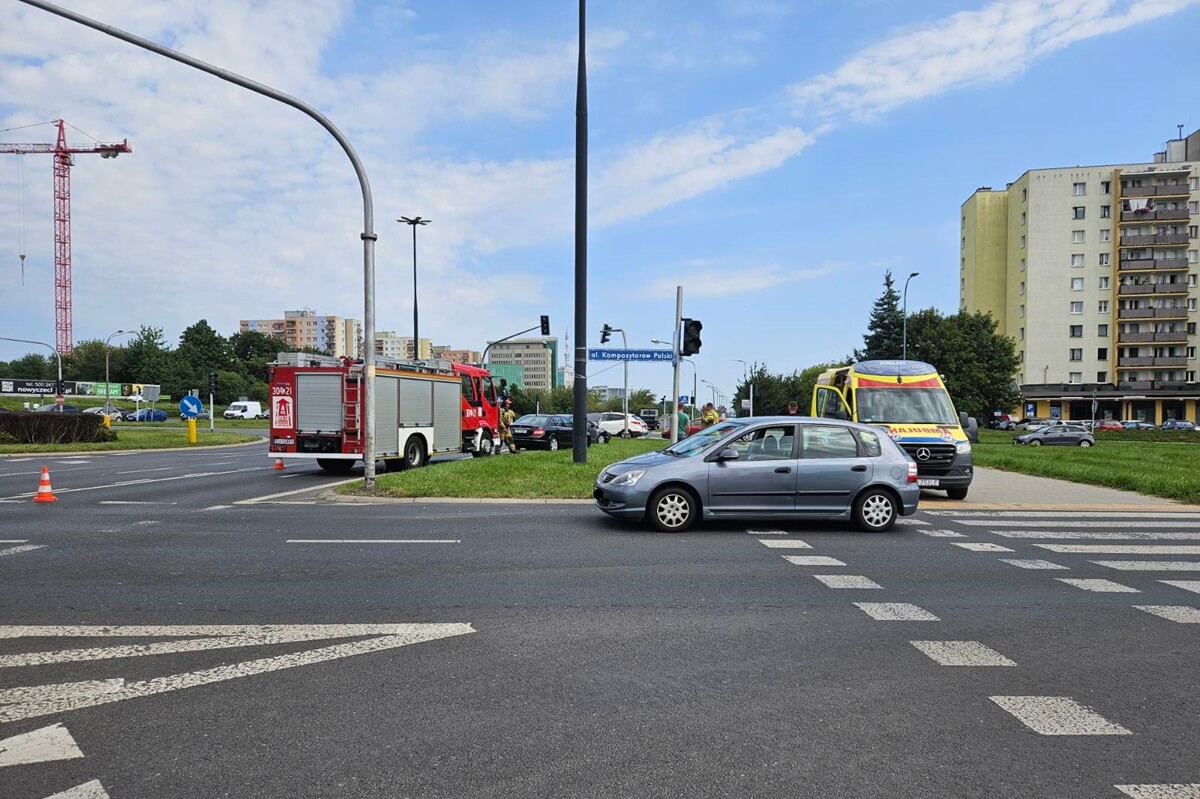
[400,377,433,427]
[375,376,399,455]
[434,380,460,452]
[296,373,343,431]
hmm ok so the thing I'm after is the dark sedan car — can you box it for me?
[510,414,602,451]
[126,408,168,422]
[1161,419,1197,431]
[1013,424,1094,447]
[33,403,81,413]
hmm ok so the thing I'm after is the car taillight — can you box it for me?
[907,462,918,483]
[532,428,545,437]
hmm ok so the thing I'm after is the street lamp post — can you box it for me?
[902,271,920,360]
[0,336,62,403]
[104,329,132,414]
[18,0,383,487]
[732,359,751,417]
[398,216,429,360]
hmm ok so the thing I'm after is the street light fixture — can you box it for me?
[104,329,133,414]
[0,336,62,403]
[398,216,430,360]
[902,271,920,360]
[732,358,752,416]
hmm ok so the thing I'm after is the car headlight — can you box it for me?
[609,469,646,488]
[955,441,972,455]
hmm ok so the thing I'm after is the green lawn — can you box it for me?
[0,429,262,455]
[340,438,664,499]
[974,429,1200,504]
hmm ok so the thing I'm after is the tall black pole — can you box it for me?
[412,222,419,358]
[572,0,588,463]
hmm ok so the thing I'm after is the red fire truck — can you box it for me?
[267,353,502,473]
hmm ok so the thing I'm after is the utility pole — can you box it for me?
[398,216,429,359]
[572,0,589,463]
[670,286,683,445]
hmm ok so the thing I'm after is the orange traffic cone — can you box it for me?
[273,458,286,471]
[32,466,57,503]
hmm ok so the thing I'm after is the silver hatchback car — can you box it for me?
[594,417,920,532]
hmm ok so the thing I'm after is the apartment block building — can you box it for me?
[961,129,1200,424]
[240,309,362,358]
[374,333,433,360]
[432,346,483,364]
[485,338,558,393]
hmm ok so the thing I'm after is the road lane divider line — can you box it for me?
[813,575,881,589]
[989,696,1130,735]
[960,520,1200,528]
[1115,784,1200,798]
[235,476,361,504]
[1055,578,1140,593]
[1093,561,1200,571]
[285,539,461,544]
[1000,559,1069,570]
[0,679,125,704]
[910,641,1016,666]
[995,531,1200,540]
[0,467,261,501]
[931,511,1200,519]
[757,538,811,549]
[951,542,1015,552]
[1039,544,1200,555]
[853,603,939,621]
[97,501,176,506]
[1133,605,1200,623]
[918,529,965,537]
[746,528,787,535]
[0,539,28,543]
[782,555,845,567]
[0,545,46,558]
[1160,580,1200,594]
[201,505,233,512]
[0,722,84,767]
[45,779,111,798]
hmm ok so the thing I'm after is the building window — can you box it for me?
[1190,323,1198,335]
[1069,372,1082,383]
[1190,250,1198,263]
[1069,349,1083,361]
[1019,327,1025,341]
[1191,298,1198,311]
[1191,177,1199,190]
[1069,325,1083,337]
[1189,347,1197,359]
[1099,276,1110,289]
[1190,201,1199,214]
[1020,211,1026,226]
[1097,347,1108,360]
[1019,281,1025,295]
[1021,187,1028,202]
[1019,258,1026,271]
[1097,371,1108,382]
[1073,182,1087,196]
[1070,301,1083,314]
[1100,229,1111,243]
[1098,324,1109,336]
[1102,180,1112,194]
[1190,274,1199,287]
[1189,371,1197,382]
[1020,235,1026,249]
[1071,278,1084,290]
[1019,304,1025,318]
[1099,253,1110,266]
[1072,230,1086,243]
[1191,226,1198,239]
[1098,300,1109,313]
[1071,253,1085,267]
[1100,205,1111,218]
[1073,206,1086,219]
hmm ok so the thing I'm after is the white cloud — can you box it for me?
[643,262,845,300]
[790,0,1199,121]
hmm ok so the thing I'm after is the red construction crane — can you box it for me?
[1,119,131,354]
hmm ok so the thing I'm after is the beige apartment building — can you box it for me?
[374,333,433,360]
[240,309,362,358]
[432,346,483,364]
[962,129,1200,424]
[485,338,558,393]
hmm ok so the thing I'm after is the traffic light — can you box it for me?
[600,324,612,344]
[681,318,703,356]
[540,315,550,336]
[55,379,65,397]
[208,371,218,396]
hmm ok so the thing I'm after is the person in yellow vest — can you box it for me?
[701,402,720,427]
[499,398,519,454]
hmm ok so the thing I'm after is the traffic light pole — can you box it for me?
[670,286,682,446]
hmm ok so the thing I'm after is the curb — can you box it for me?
[0,437,266,459]
[924,501,1200,511]
[317,489,594,506]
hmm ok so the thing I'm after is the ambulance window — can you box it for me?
[461,376,479,404]
[483,377,497,404]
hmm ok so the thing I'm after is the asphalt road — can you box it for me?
[1,447,1197,798]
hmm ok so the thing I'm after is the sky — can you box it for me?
[1,0,1199,404]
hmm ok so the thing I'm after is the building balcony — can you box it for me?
[1120,208,1191,222]
[1117,332,1157,343]
[1118,380,1154,389]
[1119,257,1191,271]
[1119,233,1190,247]
[1119,357,1188,368]
[1118,283,1157,295]
[1118,307,1189,319]
[1122,184,1192,197]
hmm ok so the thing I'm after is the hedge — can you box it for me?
[0,411,118,444]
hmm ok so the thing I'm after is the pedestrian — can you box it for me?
[701,402,719,427]
[499,398,519,454]
[787,401,799,415]
[675,401,690,440]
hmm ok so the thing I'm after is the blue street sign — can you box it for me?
[587,348,675,362]
[179,395,203,418]
[679,396,690,404]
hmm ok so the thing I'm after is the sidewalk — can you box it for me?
[921,466,1199,511]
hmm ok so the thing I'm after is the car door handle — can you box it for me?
[850,465,868,472]
[774,467,792,474]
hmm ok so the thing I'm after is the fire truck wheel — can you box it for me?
[316,458,355,475]
[402,436,427,469]
[472,432,494,458]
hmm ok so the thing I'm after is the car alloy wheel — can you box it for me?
[1079,440,1092,447]
[651,489,695,532]
[1030,440,1042,446]
[548,436,559,451]
[854,490,896,532]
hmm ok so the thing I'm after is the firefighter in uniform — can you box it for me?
[499,398,519,454]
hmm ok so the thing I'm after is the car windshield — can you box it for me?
[515,415,551,426]
[856,388,959,425]
[663,421,746,457]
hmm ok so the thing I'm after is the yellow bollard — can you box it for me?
[102,414,111,429]
[188,417,197,444]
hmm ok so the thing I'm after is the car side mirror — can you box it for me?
[715,448,739,462]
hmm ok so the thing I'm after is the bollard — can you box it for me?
[188,417,197,444]
[102,414,111,429]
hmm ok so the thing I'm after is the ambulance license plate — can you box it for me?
[917,479,940,487]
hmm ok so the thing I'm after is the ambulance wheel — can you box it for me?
[402,436,427,470]
[316,458,355,475]
[472,433,494,458]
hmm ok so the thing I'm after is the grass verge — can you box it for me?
[0,429,262,454]
[339,438,664,499]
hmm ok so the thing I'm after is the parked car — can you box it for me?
[1013,424,1094,447]
[638,409,660,431]
[1122,420,1158,431]
[126,408,168,422]
[179,409,214,420]
[1093,419,1124,431]
[33,404,80,413]
[590,412,648,438]
[224,401,266,420]
[82,406,125,420]
[1014,417,1053,431]
[1161,419,1196,431]
[595,417,919,533]
[510,414,601,451]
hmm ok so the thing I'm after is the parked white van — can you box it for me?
[223,401,266,420]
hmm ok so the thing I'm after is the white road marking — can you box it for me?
[854,603,939,621]
[1039,544,1200,555]
[782,555,845,567]
[285,539,461,544]
[131,520,160,527]
[897,519,930,526]
[1116,785,1200,798]
[201,505,233,512]
[115,467,174,475]
[1134,605,1200,623]
[919,529,965,537]
[97,501,176,506]
[813,575,881,589]
[746,528,787,535]
[235,476,361,504]
[0,539,28,543]
[45,779,110,798]
[1055,578,1140,593]
[989,696,1131,735]
[0,679,125,704]
[0,545,46,558]
[931,511,1200,519]
[960,520,1200,528]
[951,542,1015,552]
[1161,580,1200,594]
[757,538,811,549]
[0,467,261,501]
[1094,561,1200,571]
[1000,559,1069,570]
[0,500,23,504]
[995,531,1200,540]
[0,623,475,724]
[0,723,84,767]
[910,641,1016,666]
